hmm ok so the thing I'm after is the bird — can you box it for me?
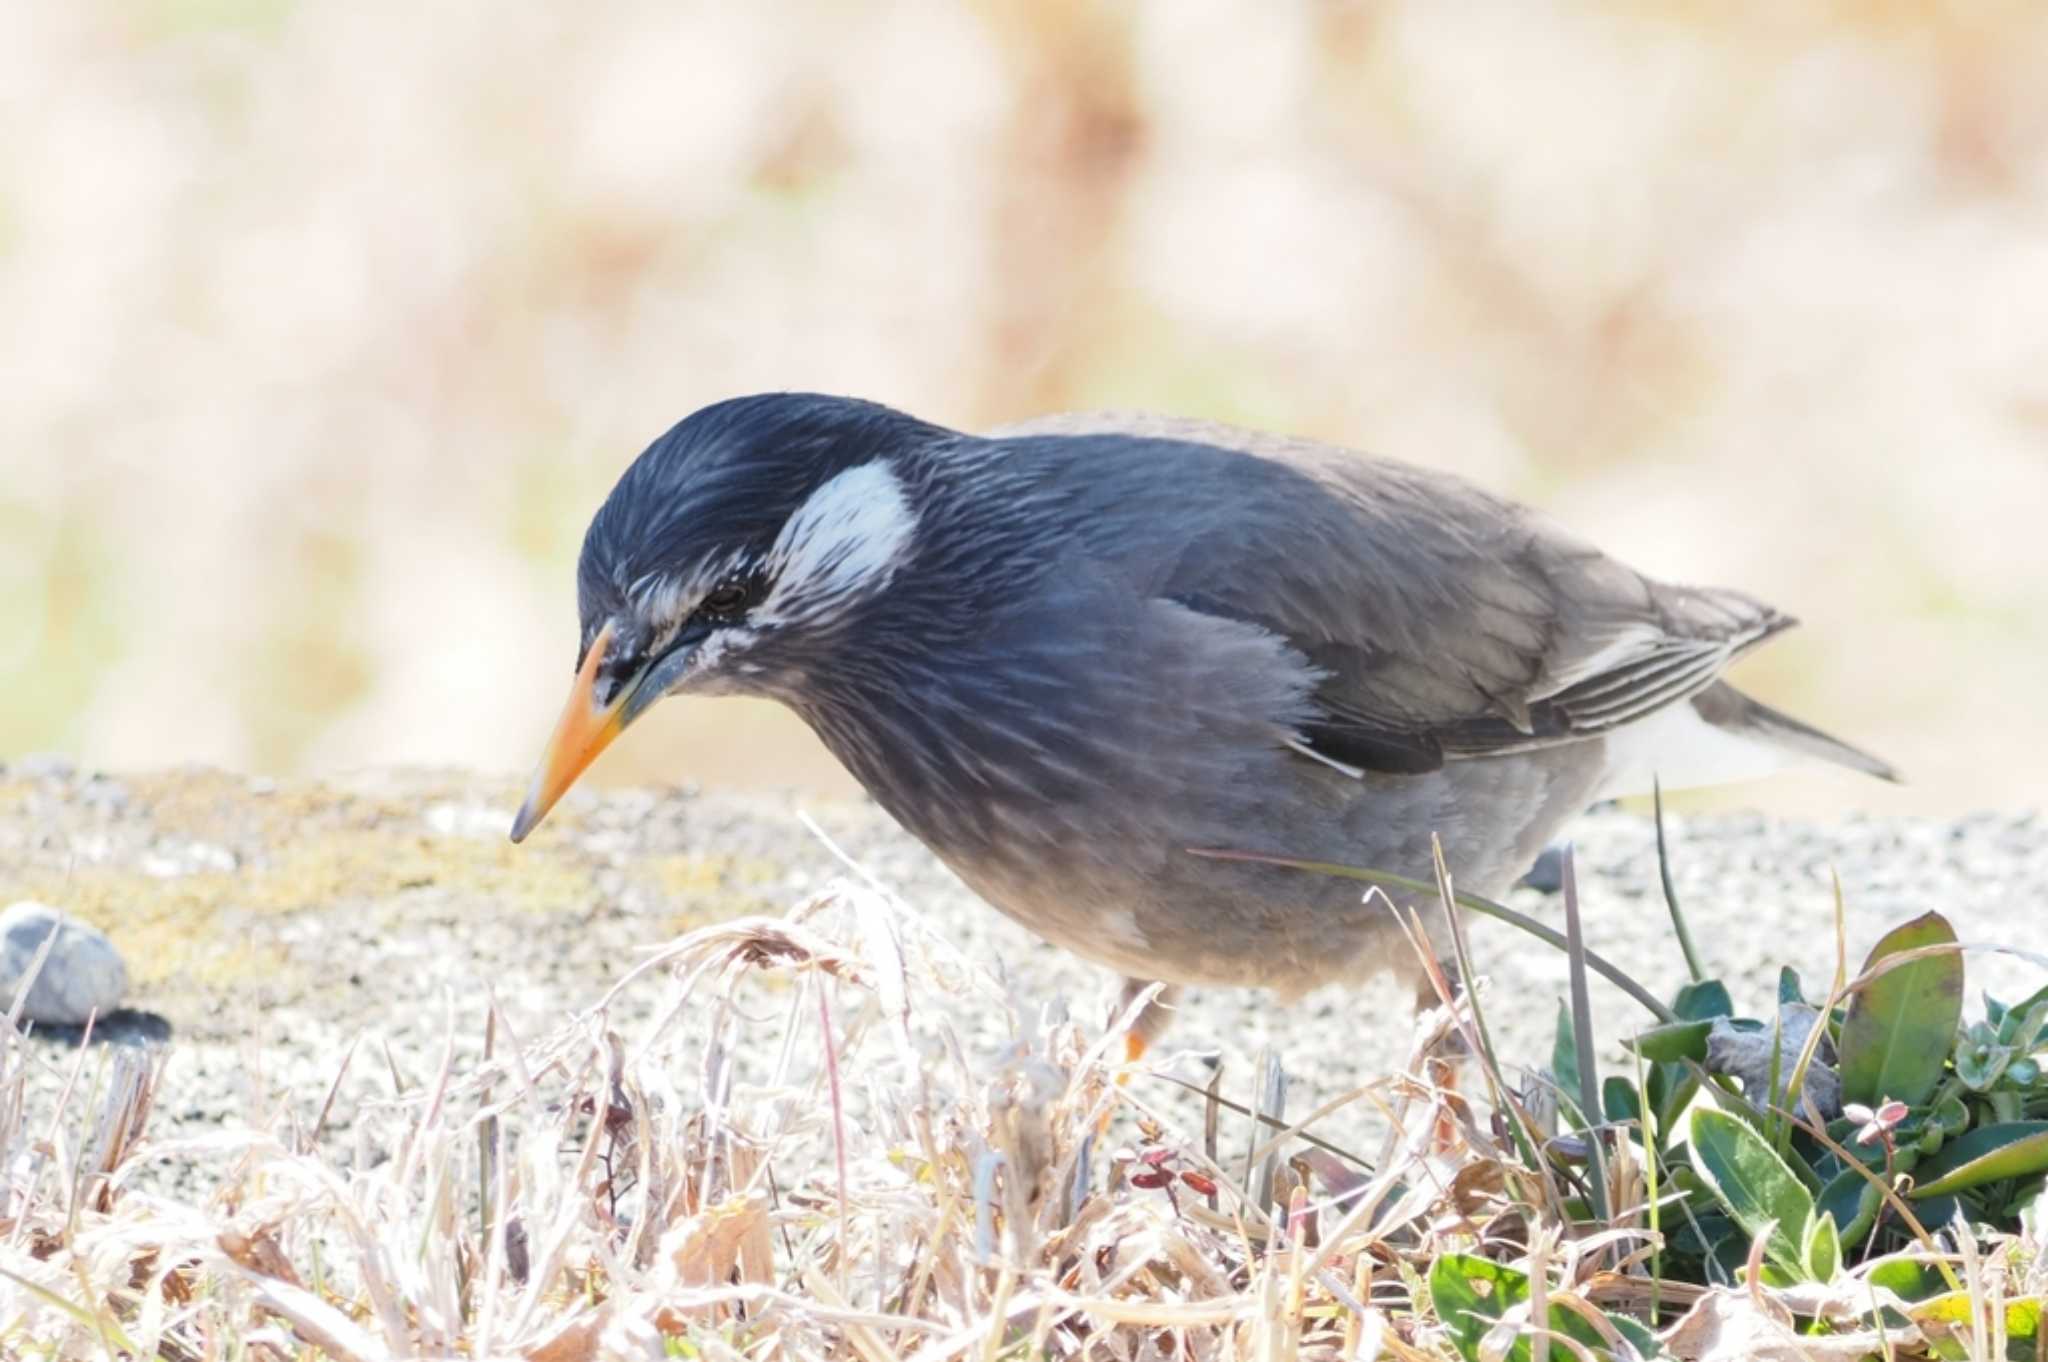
[509,393,1894,1053]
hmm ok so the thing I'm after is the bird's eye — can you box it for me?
[697,579,751,619]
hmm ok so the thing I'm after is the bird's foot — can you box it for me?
[1425,1052,1468,1154]
[1111,977,1181,1077]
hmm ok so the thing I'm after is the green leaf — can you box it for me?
[1987,1172,2047,1220]
[2007,1001,2048,1054]
[1750,1260,1802,1289]
[1910,1120,2048,1198]
[1427,1253,1514,1361]
[1648,1064,1692,1146]
[1956,1020,2015,1091]
[1607,1313,1663,1357]
[1999,986,2048,1044]
[1800,1209,1840,1281]
[1778,966,1805,1006]
[1956,1045,2015,1091]
[1674,978,1735,1022]
[1688,1107,1815,1278]
[1647,979,1736,1142]
[1909,1291,2039,1359]
[1839,911,1964,1108]
[1602,1075,1641,1127]
[1427,1254,1624,1362]
[1914,1193,1960,1229]
[1627,1019,1713,1064]
[1816,1166,1884,1248]
[1865,1255,1946,1303]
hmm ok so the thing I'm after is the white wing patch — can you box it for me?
[758,460,918,623]
[1595,700,1795,800]
[1541,624,1669,696]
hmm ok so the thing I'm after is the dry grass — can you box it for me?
[0,873,2038,1360]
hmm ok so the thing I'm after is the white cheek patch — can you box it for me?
[758,460,917,623]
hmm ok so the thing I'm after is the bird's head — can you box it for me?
[509,393,955,841]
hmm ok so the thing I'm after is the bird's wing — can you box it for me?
[992,411,1793,775]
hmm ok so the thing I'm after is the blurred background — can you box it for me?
[5,1,2045,817]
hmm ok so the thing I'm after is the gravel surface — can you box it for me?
[3,759,2043,1187]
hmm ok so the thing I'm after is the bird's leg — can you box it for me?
[1416,969,1470,1151]
[1114,977,1180,1065]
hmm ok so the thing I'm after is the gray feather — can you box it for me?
[982,410,1799,773]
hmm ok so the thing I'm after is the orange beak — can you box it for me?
[509,622,634,842]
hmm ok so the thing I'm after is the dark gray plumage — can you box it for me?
[513,393,1894,1017]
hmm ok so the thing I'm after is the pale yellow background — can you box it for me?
[5,2,2046,816]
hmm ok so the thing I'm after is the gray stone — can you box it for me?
[0,901,129,1027]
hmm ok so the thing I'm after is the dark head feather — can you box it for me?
[576,393,954,632]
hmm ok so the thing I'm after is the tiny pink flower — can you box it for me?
[1843,1098,1908,1146]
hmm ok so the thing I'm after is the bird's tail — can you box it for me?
[1688,682,1899,783]
[1596,680,1898,799]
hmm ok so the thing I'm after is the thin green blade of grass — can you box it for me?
[1652,780,1705,983]
[1560,846,1610,1229]
[0,1266,152,1362]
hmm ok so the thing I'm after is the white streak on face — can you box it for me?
[634,575,693,631]
[757,460,917,624]
[628,547,755,638]
[632,623,762,701]
[674,625,759,694]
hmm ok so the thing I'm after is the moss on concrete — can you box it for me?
[1,765,783,1035]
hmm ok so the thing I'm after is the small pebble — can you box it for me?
[1519,841,1568,895]
[0,901,129,1027]
[79,777,131,813]
[13,753,76,781]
